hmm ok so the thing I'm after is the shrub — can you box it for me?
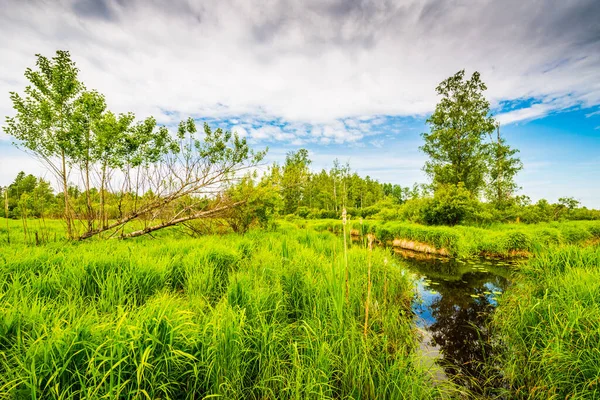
[422,183,478,226]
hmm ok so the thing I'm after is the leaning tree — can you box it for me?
[5,50,266,239]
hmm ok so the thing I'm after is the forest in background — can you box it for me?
[1,52,598,242]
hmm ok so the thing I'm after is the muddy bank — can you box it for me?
[350,230,528,259]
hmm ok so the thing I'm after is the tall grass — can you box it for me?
[307,219,600,258]
[0,225,446,399]
[494,245,600,399]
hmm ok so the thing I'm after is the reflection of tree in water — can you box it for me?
[396,252,514,392]
[427,272,508,391]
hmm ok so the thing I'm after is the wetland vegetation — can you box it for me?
[1,51,599,399]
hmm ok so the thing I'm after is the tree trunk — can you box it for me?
[85,157,93,233]
[120,202,242,239]
[61,149,73,239]
[100,163,107,229]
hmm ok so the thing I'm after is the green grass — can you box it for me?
[493,245,600,399]
[307,219,600,258]
[4,217,599,399]
[0,224,446,399]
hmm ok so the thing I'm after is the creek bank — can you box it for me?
[311,219,600,259]
[351,230,524,259]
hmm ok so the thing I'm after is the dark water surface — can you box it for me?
[394,250,515,392]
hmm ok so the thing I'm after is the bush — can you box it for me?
[422,184,478,226]
[296,206,310,219]
[500,231,533,252]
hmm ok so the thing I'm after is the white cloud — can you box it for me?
[496,103,556,125]
[2,0,600,208]
[370,139,384,148]
[0,151,49,186]
[586,110,600,118]
[0,0,598,135]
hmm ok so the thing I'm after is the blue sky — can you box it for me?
[1,0,599,207]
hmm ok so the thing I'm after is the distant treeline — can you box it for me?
[2,158,598,229]
[3,51,598,238]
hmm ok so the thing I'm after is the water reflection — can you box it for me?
[396,250,513,392]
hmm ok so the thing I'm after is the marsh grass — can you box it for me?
[308,219,600,258]
[0,225,446,399]
[494,245,600,399]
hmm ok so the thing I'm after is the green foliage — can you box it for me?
[421,70,496,194]
[224,173,280,234]
[4,50,86,237]
[267,153,392,218]
[307,219,600,258]
[4,50,83,160]
[0,226,444,399]
[4,51,267,239]
[485,128,523,207]
[494,246,600,398]
[421,70,523,208]
[422,183,479,226]
[0,172,55,218]
[281,149,311,214]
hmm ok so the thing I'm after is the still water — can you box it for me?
[395,250,514,391]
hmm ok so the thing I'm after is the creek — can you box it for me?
[394,249,515,393]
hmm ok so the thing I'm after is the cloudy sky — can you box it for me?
[1,0,599,206]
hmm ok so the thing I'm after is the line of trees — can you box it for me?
[264,150,418,218]
[3,52,597,236]
[3,51,265,239]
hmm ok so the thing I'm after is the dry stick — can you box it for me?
[364,235,373,338]
[342,208,349,304]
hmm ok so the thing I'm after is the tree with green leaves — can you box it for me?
[485,125,523,208]
[94,111,135,228]
[71,89,107,232]
[1,172,55,219]
[554,196,581,220]
[4,50,84,238]
[80,119,266,240]
[223,173,280,233]
[421,70,496,195]
[281,149,311,214]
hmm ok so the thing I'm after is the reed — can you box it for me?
[342,208,349,303]
[307,219,600,258]
[0,225,446,399]
[494,245,600,399]
[364,234,373,337]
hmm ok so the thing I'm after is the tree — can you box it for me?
[94,111,135,228]
[554,197,581,220]
[281,149,311,214]
[79,120,266,240]
[71,90,107,232]
[223,173,280,234]
[4,50,84,238]
[1,172,55,219]
[485,125,522,208]
[330,159,350,211]
[421,70,496,195]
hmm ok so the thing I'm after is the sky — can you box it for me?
[0,0,599,207]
